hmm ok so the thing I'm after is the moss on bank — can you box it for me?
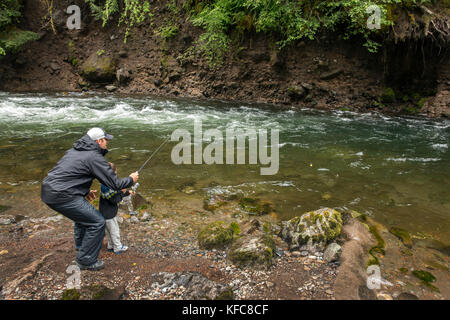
[389,227,413,248]
[355,214,386,266]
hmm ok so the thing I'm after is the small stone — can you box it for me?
[274,247,284,257]
[130,216,139,223]
[326,290,333,295]
[105,85,117,92]
[396,292,419,300]
[377,293,393,300]
[49,62,61,72]
[119,50,128,58]
[320,68,342,80]
[0,215,14,225]
[323,243,342,262]
[292,251,301,257]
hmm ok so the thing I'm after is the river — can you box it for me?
[0,92,449,244]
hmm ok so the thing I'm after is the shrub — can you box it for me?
[0,0,40,56]
[185,0,435,67]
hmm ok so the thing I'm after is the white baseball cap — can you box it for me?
[87,127,114,141]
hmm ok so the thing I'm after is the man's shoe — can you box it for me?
[76,260,105,271]
[114,245,128,254]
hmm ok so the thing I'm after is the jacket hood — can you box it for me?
[73,134,108,155]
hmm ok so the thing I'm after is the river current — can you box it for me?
[0,92,449,243]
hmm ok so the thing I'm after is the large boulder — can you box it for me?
[81,52,116,83]
[228,233,275,269]
[281,208,343,251]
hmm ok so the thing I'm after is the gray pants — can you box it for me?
[48,197,105,266]
[105,217,123,251]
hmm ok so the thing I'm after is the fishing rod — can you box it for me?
[137,136,171,174]
[125,136,171,216]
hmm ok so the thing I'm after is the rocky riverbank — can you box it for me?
[0,184,448,300]
[0,0,448,118]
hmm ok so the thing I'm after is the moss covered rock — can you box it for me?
[239,197,274,216]
[381,87,396,103]
[62,288,80,300]
[198,221,234,249]
[81,52,116,83]
[62,285,125,300]
[228,233,275,269]
[280,208,343,251]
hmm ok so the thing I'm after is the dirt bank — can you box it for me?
[0,0,448,118]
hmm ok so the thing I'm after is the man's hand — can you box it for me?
[129,171,139,183]
[86,190,97,202]
[121,189,135,196]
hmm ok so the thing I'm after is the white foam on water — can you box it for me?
[385,157,441,162]
[431,143,448,151]
[279,142,308,148]
[349,161,371,170]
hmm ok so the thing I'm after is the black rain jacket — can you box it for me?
[99,184,130,219]
[41,134,134,204]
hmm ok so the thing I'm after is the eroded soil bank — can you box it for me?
[0,0,448,118]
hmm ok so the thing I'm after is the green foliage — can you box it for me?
[157,24,179,39]
[381,87,396,103]
[119,0,152,42]
[156,0,181,42]
[0,0,39,56]
[229,221,241,235]
[0,0,21,30]
[0,28,40,56]
[85,0,153,42]
[185,0,434,67]
[85,0,120,27]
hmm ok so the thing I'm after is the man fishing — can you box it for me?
[41,128,139,271]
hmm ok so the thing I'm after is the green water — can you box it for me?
[0,92,449,243]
